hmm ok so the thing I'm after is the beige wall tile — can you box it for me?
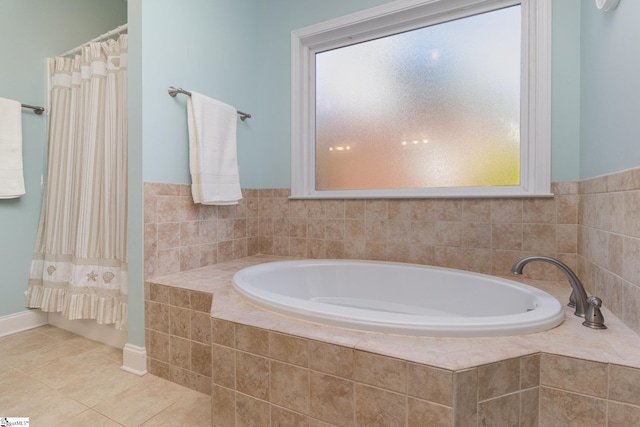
[355,384,406,426]
[180,221,200,246]
[354,350,406,394]
[146,301,169,333]
[622,237,640,285]
[365,200,387,220]
[540,354,608,398]
[236,393,270,427]
[271,360,310,414]
[556,194,579,224]
[388,199,412,220]
[462,222,492,249]
[539,387,606,427]
[491,199,523,223]
[478,393,519,427]
[147,357,170,380]
[492,223,523,250]
[407,397,453,427]
[169,307,190,339]
[453,368,477,427]
[326,218,346,241]
[523,224,556,252]
[608,402,640,427]
[190,341,211,377]
[158,222,180,250]
[523,198,557,224]
[169,336,191,370]
[309,419,337,427]
[170,287,191,308]
[622,281,640,334]
[270,333,309,367]
[147,330,170,363]
[236,351,270,400]
[211,318,235,347]
[477,357,520,401]
[272,406,310,427]
[309,372,354,427]
[406,363,453,407]
[462,199,492,223]
[520,353,540,389]
[190,291,212,313]
[211,344,235,388]
[180,245,201,271]
[235,324,269,356]
[520,387,539,427]
[191,311,211,344]
[609,365,640,406]
[309,341,354,379]
[156,248,180,276]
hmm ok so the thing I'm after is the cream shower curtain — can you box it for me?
[26,35,128,330]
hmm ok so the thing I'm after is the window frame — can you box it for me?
[291,0,552,199]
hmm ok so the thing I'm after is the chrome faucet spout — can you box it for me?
[510,255,589,318]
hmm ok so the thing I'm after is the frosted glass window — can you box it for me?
[315,6,521,191]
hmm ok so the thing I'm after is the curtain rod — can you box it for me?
[22,103,44,115]
[168,86,252,121]
[59,23,128,57]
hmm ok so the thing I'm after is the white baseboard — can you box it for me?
[48,313,127,348]
[0,310,48,338]
[121,343,148,376]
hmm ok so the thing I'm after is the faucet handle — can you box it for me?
[582,296,607,329]
[568,289,576,308]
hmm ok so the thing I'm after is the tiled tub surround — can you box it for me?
[145,166,640,337]
[142,165,640,424]
[148,257,640,427]
[144,181,579,285]
[577,167,640,336]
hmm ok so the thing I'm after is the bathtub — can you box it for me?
[232,259,565,337]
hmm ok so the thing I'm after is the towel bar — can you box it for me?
[168,86,251,121]
[21,103,44,115]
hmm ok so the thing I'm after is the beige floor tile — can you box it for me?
[58,364,146,407]
[141,389,212,426]
[28,349,115,390]
[0,369,57,414]
[3,326,211,427]
[93,373,188,427]
[16,342,86,371]
[67,409,125,427]
[4,388,88,425]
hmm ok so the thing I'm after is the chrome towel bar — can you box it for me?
[168,86,251,121]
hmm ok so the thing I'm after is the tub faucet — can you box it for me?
[510,256,591,318]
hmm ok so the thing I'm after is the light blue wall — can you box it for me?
[0,1,127,318]
[128,0,144,346]
[141,0,397,188]
[580,0,640,179]
[140,0,591,188]
[552,0,581,181]
[140,0,260,186]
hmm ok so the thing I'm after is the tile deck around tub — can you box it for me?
[149,255,640,372]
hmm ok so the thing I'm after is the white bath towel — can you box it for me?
[187,92,242,205]
[0,97,25,199]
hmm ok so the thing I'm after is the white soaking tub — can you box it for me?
[232,259,564,337]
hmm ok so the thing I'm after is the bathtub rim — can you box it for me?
[232,259,565,338]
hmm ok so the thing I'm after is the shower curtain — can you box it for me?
[26,35,128,330]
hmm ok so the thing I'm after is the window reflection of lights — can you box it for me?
[400,139,430,146]
[329,145,351,152]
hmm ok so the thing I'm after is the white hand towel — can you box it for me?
[187,92,242,205]
[0,97,25,199]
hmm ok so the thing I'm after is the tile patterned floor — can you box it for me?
[0,325,210,426]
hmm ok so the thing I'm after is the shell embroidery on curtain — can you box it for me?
[25,34,128,330]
